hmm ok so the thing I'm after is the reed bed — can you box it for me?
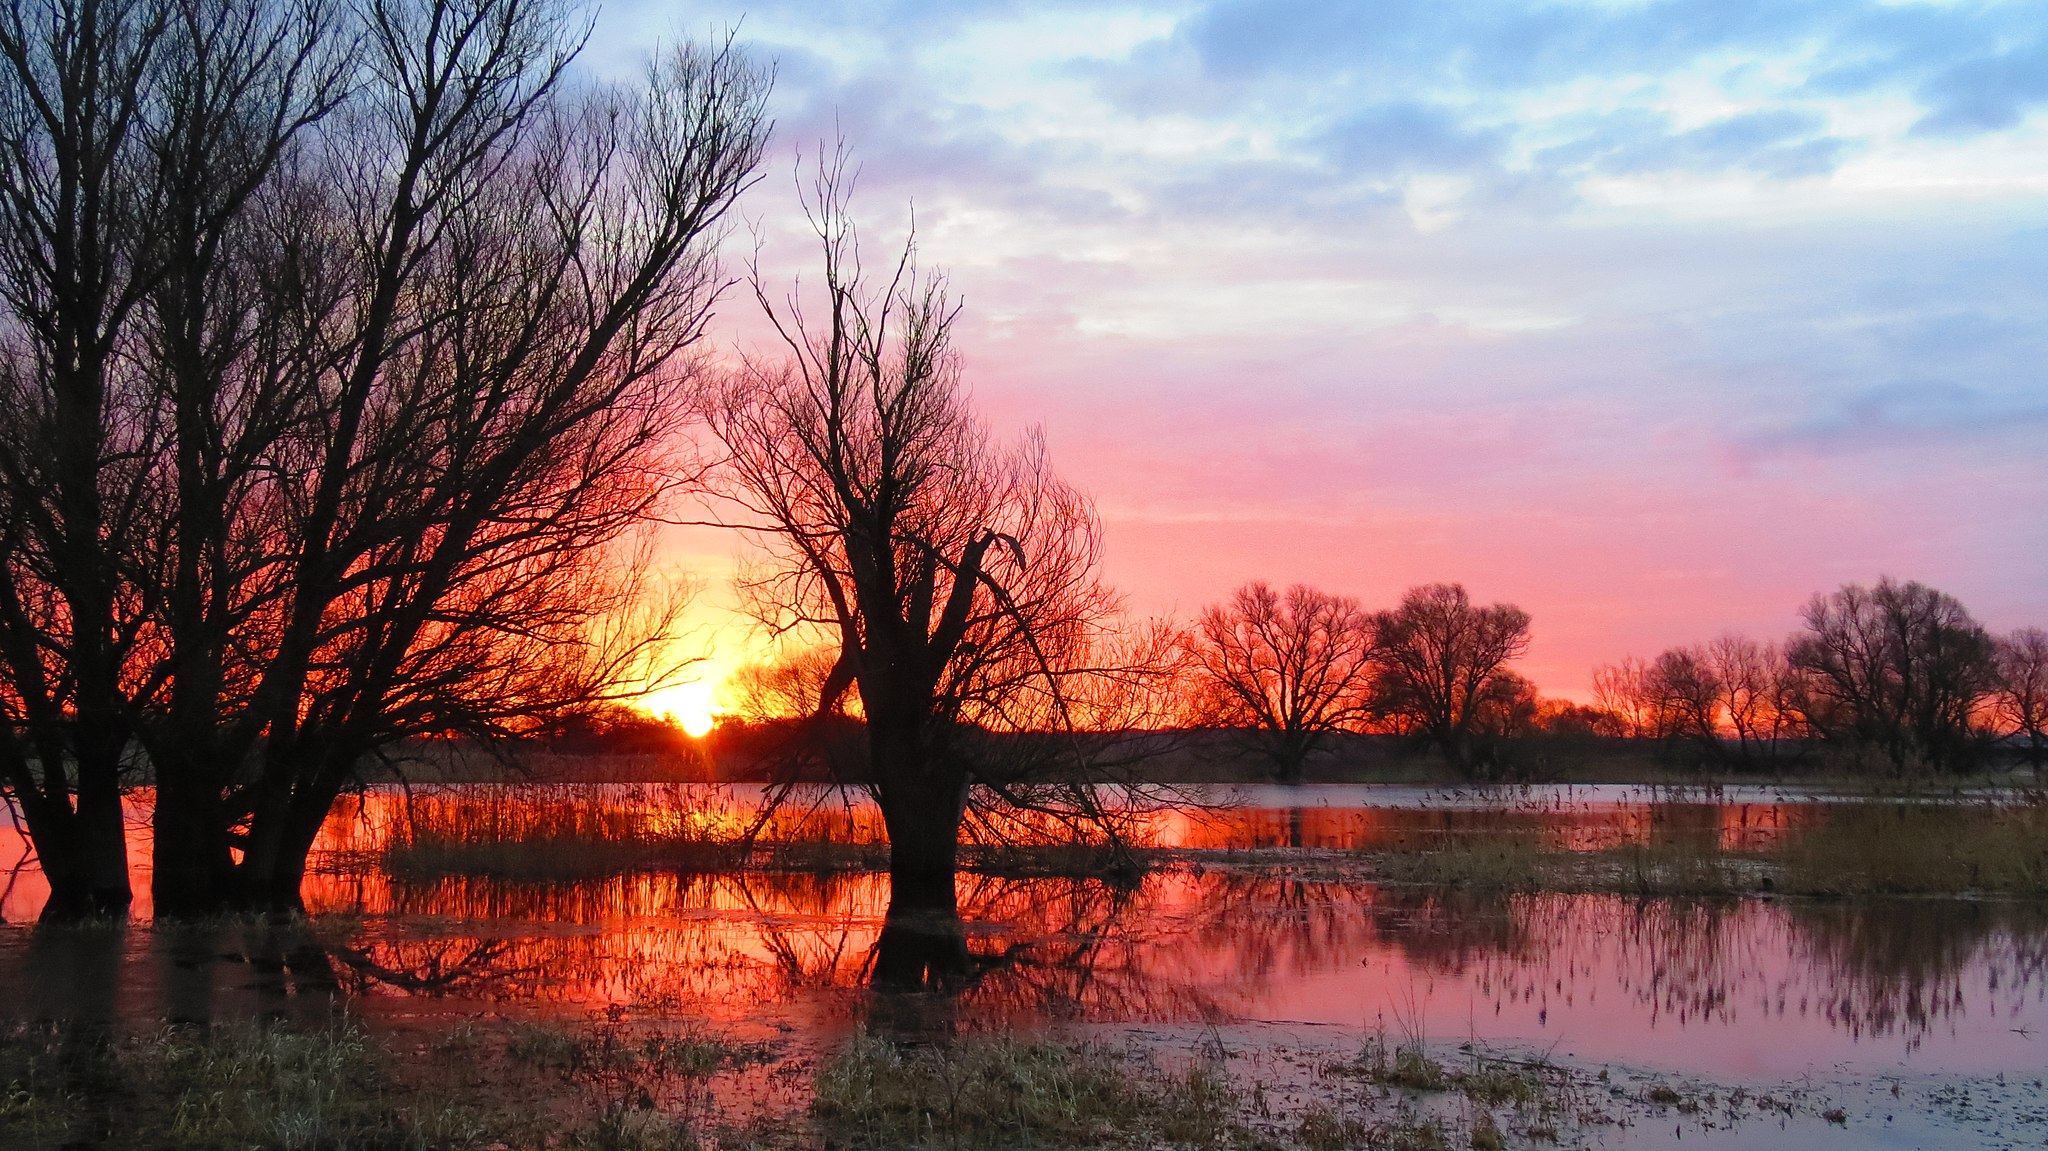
[375,783,884,879]
[1774,798,2048,896]
[1344,792,2048,896]
[372,783,1160,881]
[365,782,2048,898]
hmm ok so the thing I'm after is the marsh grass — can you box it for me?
[1355,834,1749,896]
[505,1008,779,1148]
[1343,793,2048,897]
[1776,799,2048,895]
[372,780,2048,898]
[811,1029,1238,1149]
[0,1016,485,1151]
[1337,1026,1593,1150]
[379,784,773,879]
[0,1010,787,1151]
[385,819,1153,883]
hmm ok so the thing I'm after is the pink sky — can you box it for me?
[624,0,2048,715]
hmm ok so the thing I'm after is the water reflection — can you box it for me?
[306,867,2048,1067]
[0,786,2042,1081]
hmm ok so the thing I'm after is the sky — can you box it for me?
[593,0,2048,721]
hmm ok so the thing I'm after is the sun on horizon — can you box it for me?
[637,677,722,738]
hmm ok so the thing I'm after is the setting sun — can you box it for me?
[639,678,721,738]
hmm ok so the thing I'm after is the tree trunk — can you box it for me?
[28,746,136,921]
[236,789,327,915]
[31,820,103,923]
[871,721,971,994]
[869,711,968,889]
[151,762,241,917]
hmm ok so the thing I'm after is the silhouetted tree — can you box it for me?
[0,0,346,918]
[180,17,768,914]
[1650,646,1721,756]
[1468,669,1540,742]
[724,646,849,723]
[1591,656,1673,740]
[1187,581,1375,784]
[1992,628,2048,773]
[1370,582,1530,770]
[1,0,772,916]
[1702,635,1805,763]
[1786,578,1996,775]
[703,150,1121,906]
[1642,636,1805,769]
[1531,699,1624,739]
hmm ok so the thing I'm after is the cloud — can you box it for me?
[590,0,2048,691]
[1317,103,1506,177]
[1912,34,2048,136]
[1539,109,1850,181]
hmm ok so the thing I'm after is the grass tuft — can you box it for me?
[812,1029,1236,1148]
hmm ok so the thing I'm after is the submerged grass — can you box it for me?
[1,1009,1868,1150]
[0,1016,508,1150]
[1355,836,1753,896]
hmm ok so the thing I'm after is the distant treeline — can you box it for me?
[704,575,2045,782]
[1589,577,2044,777]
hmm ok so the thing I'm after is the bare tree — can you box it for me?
[1786,577,1996,775]
[0,0,347,918]
[1187,581,1375,784]
[724,645,850,724]
[1370,582,1530,771]
[1591,656,1671,740]
[1642,636,1804,769]
[1705,635,1805,765]
[1468,669,1539,741]
[190,19,770,913]
[702,151,1122,905]
[1,0,772,916]
[1650,646,1721,756]
[1993,627,2048,773]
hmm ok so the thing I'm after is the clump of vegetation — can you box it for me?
[1339,1031,1590,1150]
[1355,833,1748,897]
[0,1017,501,1150]
[1337,792,2048,897]
[0,1010,787,1151]
[1354,1034,1451,1093]
[1294,1103,1370,1151]
[509,1008,778,1146]
[1776,799,2048,895]
[1297,1111,1453,1151]
[812,1029,1238,1148]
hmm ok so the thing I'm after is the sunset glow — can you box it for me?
[585,0,2048,699]
[640,677,723,737]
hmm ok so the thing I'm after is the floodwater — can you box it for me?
[1,784,2044,1147]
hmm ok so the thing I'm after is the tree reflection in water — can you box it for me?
[3,866,2043,1068]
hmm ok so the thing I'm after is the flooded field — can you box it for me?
[3,784,2044,1148]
